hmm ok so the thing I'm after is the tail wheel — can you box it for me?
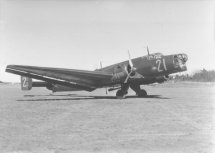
[137,89,147,97]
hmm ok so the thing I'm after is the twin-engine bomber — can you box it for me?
[5,50,188,98]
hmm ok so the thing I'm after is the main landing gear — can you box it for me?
[116,83,147,98]
[116,83,129,99]
[116,89,127,99]
[136,89,147,97]
[130,83,147,97]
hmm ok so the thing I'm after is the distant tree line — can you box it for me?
[170,69,215,82]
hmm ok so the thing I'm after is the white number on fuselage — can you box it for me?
[156,59,167,72]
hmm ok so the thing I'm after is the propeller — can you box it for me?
[124,50,136,83]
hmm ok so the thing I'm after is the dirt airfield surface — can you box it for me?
[0,82,215,153]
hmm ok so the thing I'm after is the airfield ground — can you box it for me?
[0,82,215,153]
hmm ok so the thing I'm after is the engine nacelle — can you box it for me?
[111,71,128,83]
[111,65,135,83]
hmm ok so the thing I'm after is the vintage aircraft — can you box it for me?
[5,49,188,98]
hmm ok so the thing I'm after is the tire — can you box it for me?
[116,90,125,99]
[137,89,147,97]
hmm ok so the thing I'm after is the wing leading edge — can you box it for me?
[6,65,113,91]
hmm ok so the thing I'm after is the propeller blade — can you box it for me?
[128,50,133,67]
[124,70,133,83]
[124,50,137,83]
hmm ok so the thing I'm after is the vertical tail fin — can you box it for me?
[21,76,32,90]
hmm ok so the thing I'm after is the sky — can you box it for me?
[0,0,215,82]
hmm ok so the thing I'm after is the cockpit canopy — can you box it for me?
[153,53,164,56]
[146,53,164,60]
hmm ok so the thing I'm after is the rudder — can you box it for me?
[21,76,32,90]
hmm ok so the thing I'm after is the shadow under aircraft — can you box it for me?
[17,95,170,102]
[6,47,188,98]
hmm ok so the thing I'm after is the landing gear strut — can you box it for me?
[115,83,147,98]
[130,83,147,97]
[116,83,129,99]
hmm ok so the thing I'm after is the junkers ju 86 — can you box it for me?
[6,48,188,98]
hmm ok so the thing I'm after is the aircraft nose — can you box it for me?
[181,64,187,71]
[173,53,188,71]
[181,53,188,63]
[175,53,188,64]
[179,53,188,71]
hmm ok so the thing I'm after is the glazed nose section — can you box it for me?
[173,53,188,71]
[181,53,188,63]
[181,53,188,70]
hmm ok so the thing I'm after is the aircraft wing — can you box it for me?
[6,65,113,91]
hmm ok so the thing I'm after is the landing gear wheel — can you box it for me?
[116,90,126,99]
[137,89,147,97]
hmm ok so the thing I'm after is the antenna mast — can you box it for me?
[100,61,102,69]
[147,46,150,56]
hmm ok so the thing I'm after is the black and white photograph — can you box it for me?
[0,0,215,153]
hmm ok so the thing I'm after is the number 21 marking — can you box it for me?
[156,59,167,72]
[22,77,28,87]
